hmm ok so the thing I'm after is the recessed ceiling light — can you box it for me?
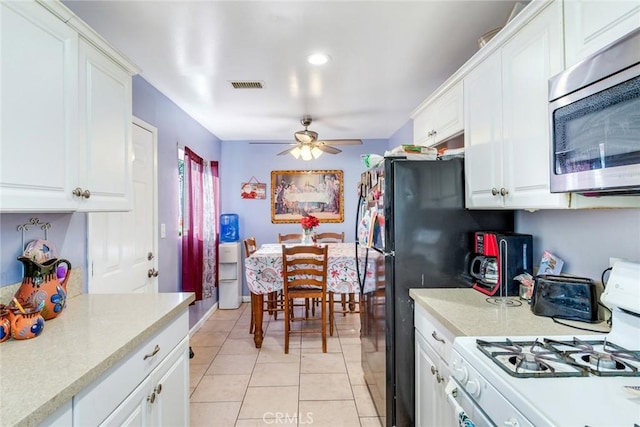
[307,53,330,65]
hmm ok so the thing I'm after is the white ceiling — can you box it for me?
[63,1,523,142]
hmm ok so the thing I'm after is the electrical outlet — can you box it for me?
[609,257,627,268]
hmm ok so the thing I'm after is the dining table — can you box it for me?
[244,242,380,348]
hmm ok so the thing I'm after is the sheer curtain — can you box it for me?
[201,160,219,299]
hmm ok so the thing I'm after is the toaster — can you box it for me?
[531,275,599,322]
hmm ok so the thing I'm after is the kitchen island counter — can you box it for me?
[409,288,610,337]
[0,292,195,427]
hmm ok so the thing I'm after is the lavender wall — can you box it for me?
[516,209,640,280]
[132,76,221,293]
[0,213,86,286]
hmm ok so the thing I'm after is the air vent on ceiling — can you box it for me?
[230,81,264,89]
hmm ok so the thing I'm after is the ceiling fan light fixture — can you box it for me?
[300,145,313,161]
[307,53,330,65]
[311,146,323,159]
[290,146,301,159]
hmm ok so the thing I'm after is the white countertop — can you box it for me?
[0,292,195,427]
[409,288,610,337]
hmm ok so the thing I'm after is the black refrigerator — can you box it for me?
[357,157,514,427]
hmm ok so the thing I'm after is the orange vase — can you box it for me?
[14,257,71,320]
[10,306,44,340]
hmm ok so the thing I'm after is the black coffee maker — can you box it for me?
[469,231,533,297]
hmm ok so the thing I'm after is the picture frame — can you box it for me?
[240,176,266,200]
[271,170,344,223]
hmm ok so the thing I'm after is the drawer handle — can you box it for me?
[431,331,445,344]
[143,344,160,360]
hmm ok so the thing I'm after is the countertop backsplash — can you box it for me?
[0,267,83,304]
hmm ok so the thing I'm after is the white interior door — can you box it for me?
[88,117,158,293]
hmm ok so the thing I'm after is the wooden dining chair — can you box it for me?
[278,233,302,243]
[282,244,329,353]
[313,231,358,328]
[314,232,345,243]
[244,237,282,334]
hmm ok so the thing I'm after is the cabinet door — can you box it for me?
[565,0,640,68]
[464,52,504,208]
[78,38,133,211]
[0,1,78,212]
[432,80,464,144]
[413,104,435,146]
[501,1,569,209]
[150,338,190,427]
[99,375,152,427]
[415,330,439,427]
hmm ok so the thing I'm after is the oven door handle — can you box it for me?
[445,378,477,427]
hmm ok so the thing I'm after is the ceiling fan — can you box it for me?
[252,115,362,160]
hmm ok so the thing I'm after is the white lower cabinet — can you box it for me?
[100,337,190,427]
[414,303,456,427]
[73,310,189,427]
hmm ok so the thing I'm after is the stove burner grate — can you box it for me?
[476,339,587,378]
[544,338,640,377]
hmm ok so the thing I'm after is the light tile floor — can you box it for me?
[189,303,382,427]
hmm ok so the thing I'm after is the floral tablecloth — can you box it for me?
[245,243,380,294]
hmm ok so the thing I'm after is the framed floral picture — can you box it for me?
[271,170,344,223]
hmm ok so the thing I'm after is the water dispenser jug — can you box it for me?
[220,213,239,242]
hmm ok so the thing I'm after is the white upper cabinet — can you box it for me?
[77,39,133,211]
[466,1,569,209]
[412,81,464,147]
[0,1,79,212]
[564,0,640,68]
[0,0,137,213]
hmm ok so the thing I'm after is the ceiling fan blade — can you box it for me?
[249,141,296,145]
[276,146,298,156]
[317,144,342,154]
[319,139,362,145]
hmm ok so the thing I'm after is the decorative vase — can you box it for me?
[14,257,71,321]
[301,229,315,245]
[10,305,44,340]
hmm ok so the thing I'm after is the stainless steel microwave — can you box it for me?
[548,28,640,195]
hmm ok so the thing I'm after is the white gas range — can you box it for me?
[449,261,640,427]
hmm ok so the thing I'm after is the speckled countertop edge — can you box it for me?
[409,288,611,337]
[0,292,195,427]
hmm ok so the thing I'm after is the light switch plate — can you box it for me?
[160,223,166,238]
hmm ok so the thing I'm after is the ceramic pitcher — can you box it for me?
[14,257,71,320]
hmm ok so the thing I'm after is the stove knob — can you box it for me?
[504,418,520,427]
[466,379,481,398]
[452,363,468,384]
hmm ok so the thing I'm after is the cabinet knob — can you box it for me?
[436,373,443,383]
[491,187,499,196]
[500,187,509,196]
[430,365,438,375]
[147,252,155,261]
[72,187,91,199]
[432,130,437,136]
[148,268,159,278]
[155,383,163,395]
[147,392,156,404]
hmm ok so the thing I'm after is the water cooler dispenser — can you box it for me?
[218,214,241,309]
